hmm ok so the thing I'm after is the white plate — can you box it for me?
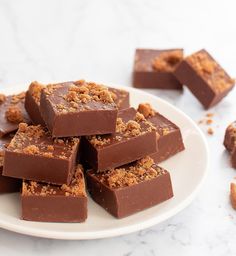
[0,84,209,240]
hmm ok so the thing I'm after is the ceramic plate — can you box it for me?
[0,84,209,240]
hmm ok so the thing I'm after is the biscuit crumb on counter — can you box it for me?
[207,127,214,135]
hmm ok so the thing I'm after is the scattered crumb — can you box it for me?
[99,156,166,188]
[137,103,155,118]
[207,127,214,135]
[5,106,24,123]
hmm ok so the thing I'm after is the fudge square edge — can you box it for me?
[3,123,79,185]
[174,49,235,109]
[21,164,87,222]
[82,107,158,171]
[86,156,173,218]
[39,80,118,137]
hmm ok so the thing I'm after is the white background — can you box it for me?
[0,0,236,255]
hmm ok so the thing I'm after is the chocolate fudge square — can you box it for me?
[3,123,79,185]
[40,80,118,137]
[138,103,185,163]
[132,49,183,89]
[87,156,173,218]
[224,121,236,153]
[82,107,157,171]
[174,49,235,109]
[0,92,31,137]
[25,81,46,126]
[0,135,21,193]
[108,87,130,110]
[21,165,87,222]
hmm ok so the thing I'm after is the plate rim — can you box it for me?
[0,84,209,240]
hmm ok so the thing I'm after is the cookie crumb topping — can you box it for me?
[152,50,183,72]
[98,156,165,188]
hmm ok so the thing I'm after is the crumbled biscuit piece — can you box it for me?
[5,106,24,123]
[47,145,54,151]
[0,93,6,104]
[101,156,164,188]
[23,145,40,155]
[206,119,213,125]
[207,127,214,135]
[11,92,25,104]
[230,183,236,210]
[18,123,28,132]
[152,50,183,72]
[28,81,44,103]
[138,103,155,118]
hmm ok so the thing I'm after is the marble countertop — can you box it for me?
[0,0,236,255]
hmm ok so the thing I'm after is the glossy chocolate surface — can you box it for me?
[108,87,130,110]
[3,124,79,185]
[0,93,31,137]
[40,82,118,137]
[133,49,183,89]
[82,108,157,171]
[86,157,173,218]
[21,165,87,222]
[174,49,235,109]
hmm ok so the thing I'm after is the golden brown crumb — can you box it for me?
[101,156,165,188]
[206,113,214,117]
[230,183,236,209]
[28,81,44,103]
[23,145,40,155]
[152,50,183,72]
[11,92,25,104]
[5,106,23,123]
[138,103,155,118]
[207,127,214,135]
[47,145,54,151]
[0,93,6,104]
[206,119,213,125]
[18,123,28,132]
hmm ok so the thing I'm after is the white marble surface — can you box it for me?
[0,0,236,255]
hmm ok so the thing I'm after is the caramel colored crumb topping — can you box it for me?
[100,156,165,188]
[88,112,156,147]
[5,106,24,123]
[64,82,114,105]
[138,103,155,118]
[230,182,236,210]
[0,93,6,104]
[28,81,45,103]
[152,50,183,72]
[22,165,86,197]
[8,123,79,157]
[11,92,25,104]
[207,127,214,135]
[186,51,234,93]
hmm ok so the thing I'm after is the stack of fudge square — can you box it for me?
[0,80,185,222]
